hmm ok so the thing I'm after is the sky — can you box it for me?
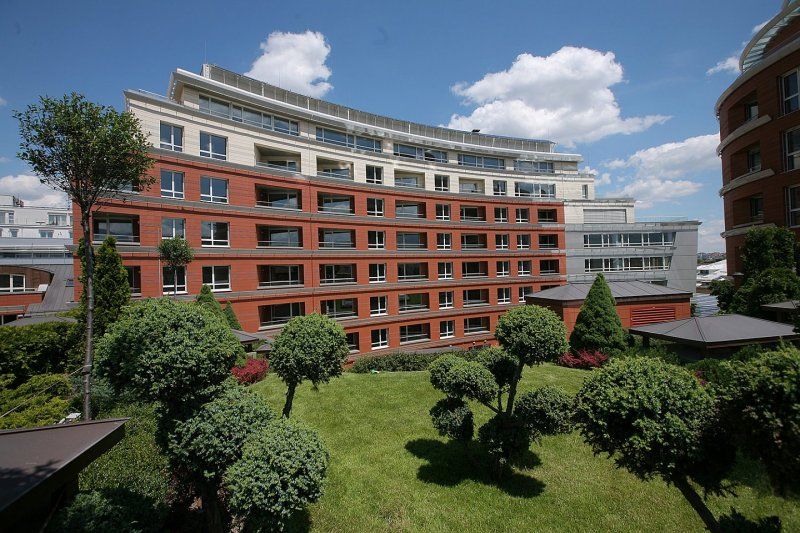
[0,0,780,251]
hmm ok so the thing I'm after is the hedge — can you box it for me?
[0,321,81,385]
[350,350,471,373]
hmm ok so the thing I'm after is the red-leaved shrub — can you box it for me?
[231,358,269,384]
[558,349,608,369]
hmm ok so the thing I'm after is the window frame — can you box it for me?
[202,265,231,292]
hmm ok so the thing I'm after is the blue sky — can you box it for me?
[0,0,779,251]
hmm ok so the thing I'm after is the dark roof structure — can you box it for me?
[761,300,800,312]
[3,315,76,327]
[231,329,260,344]
[629,314,800,349]
[26,264,76,315]
[0,419,127,528]
[528,281,691,304]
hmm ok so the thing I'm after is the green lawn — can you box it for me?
[251,364,799,533]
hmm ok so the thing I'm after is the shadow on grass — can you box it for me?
[405,438,545,498]
[719,508,781,532]
[284,507,312,533]
[726,455,800,502]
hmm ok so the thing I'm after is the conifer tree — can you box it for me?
[78,236,130,338]
[224,302,242,329]
[197,284,226,324]
[569,273,626,353]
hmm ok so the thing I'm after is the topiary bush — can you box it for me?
[350,351,460,373]
[231,357,269,385]
[557,349,608,369]
[430,397,474,442]
[225,418,329,531]
[569,273,627,353]
[514,385,573,437]
[494,305,569,367]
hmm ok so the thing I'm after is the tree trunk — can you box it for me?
[282,382,297,418]
[201,486,226,533]
[504,361,525,415]
[81,214,95,421]
[674,476,720,533]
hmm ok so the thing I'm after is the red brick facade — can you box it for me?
[534,298,691,334]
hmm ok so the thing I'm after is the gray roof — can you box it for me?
[527,281,691,304]
[629,314,800,348]
[231,329,260,343]
[3,315,76,327]
[761,300,800,312]
[25,264,76,315]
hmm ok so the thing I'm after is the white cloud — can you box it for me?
[698,218,726,252]
[605,133,719,207]
[706,55,740,76]
[752,20,770,34]
[446,46,669,148]
[0,174,68,207]
[245,31,332,98]
[0,96,6,106]
[597,172,612,186]
[0,156,9,163]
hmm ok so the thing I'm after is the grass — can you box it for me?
[252,364,799,533]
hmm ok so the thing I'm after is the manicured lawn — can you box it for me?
[252,364,799,532]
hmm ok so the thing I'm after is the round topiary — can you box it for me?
[225,418,329,531]
[430,397,474,441]
[514,385,573,437]
[474,347,518,390]
[441,360,498,404]
[477,414,532,467]
[429,354,464,391]
[494,305,568,366]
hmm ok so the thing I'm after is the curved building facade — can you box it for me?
[717,0,800,279]
[75,64,698,355]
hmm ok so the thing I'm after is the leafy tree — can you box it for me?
[729,268,800,318]
[225,418,329,531]
[569,273,626,353]
[0,321,80,385]
[574,358,736,532]
[718,347,800,495]
[223,302,242,329]
[429,306,571,475]
[269,313,349,417]
[196,284,226,323]
[709,279,736,313]
[741,226,797,281]
[0,374,73,429]
[15,93,154,420]
[157,237,193,295]
[77,236,130,338]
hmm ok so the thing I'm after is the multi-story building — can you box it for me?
[74,64,697,355]
[716,0,800,280]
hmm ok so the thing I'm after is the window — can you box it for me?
[440,320,455,339]
[316,127,381,153]
[394,143,447,162]
[8,229,18,238]
[539,234,558,249]
[498,287,511,304]
[516,234,531,249]
[258,265,302,287]
[396,201,425,219]
[435,175,450,192]
[439,291,454,309]
[786,128,800,171]
[462,261,487,278]
[93,215,139,243]
[435,204,450,221]
[495,234,509,250]
[199,132,227,160]
[584,257,672,272]
[0,211,14,224]
[318,164,352,180]
[459,178,484,194]
[369,263,387,283]
[318,193,354,214]
[395,174,423,188]
[400,324,430,344]
[370,296,388,316]
[199,95,299,135]
[582,184,589,199]
[437,233,452,250]
[368,231,386,249]
[319,229,354,248]
[438,262,453,280]
[461,234,487,249]
[497,261,510,277]
[540,259,559,274]
[513,160,554,173]
[515,208,529,223]
[161,218,185,239]
[457,154,504,169]
[260,303,305,326]
[48,213,68,226]
[201,221,230,247]
[162,266,186,294]
[494,207,508,223]
[257,226,302,248]
[747,146,762,173]
[538,209,557,223]
[582,232,677,247]
[367,198,384,217]
[320,264,355,284]
[460,205,485,222]
[397,232,426,250]
[200,177,228,203]
[371,328,389,350]
[745,100,759,122]
[160,170,184,199]
[346,333,359,352]
[518,286,532,302]
[398,262,427,281]
[515,182,555,198]
[322,298,358,319]
[366,166,383,184]
[788,186,800,227]
[256,186,301,209]
[464,317,490,334]
[39,230,54,238]
[518,260,532,276]
[463,289,488,307]
[783,70,799,114]
[0,274,25,293]
[493,180,507,196]
[202,265,231,291]
[399,293,429,313]
[160,123,183,152]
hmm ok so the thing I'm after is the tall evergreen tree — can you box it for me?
[78,236,130,338]
[197,284,226,324]
[569,273,626,353]
[224,302,242,329]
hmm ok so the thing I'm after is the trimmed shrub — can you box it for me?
[494,305,569,366]
[231,358,269,385]
[557,349,608,369]
[474,347,518,390]
[429,354,465,391]
[477,414,532,468]
[223,302,242,329]
[350,351,457,373]
[569,273,627,353]
[0,373,73,429]
[440,360,498,404]
[514,386,573,437]
[225,418,329,531]
[0,321,81,385]
[430,397,474,441]
[195,284,226,323]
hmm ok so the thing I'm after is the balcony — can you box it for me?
[92,215,140,244]
[320,265,356,285]
[319,229,355,249]
[459,178,485,195]
[255,146,301,172]
[397,233,427,250]
[256,185,302,210]
[257,226,302,248]
[395,171,424,189]
[460,206,486,222]
[317,157,353,180]
[462,262,488,278]
[258,265,303,288]
[396,201,426,219]
[318,193,355,215]
[461,234,487,250]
